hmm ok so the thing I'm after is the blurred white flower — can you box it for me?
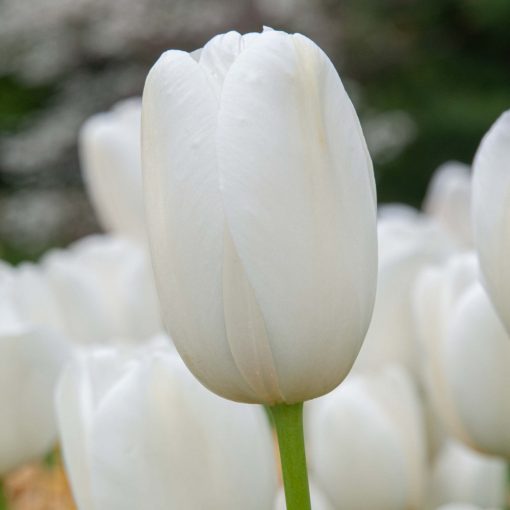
[413,253,479,447]
[33,235,160,345]
[0,273,71,474]
[429,439,507,510]
[307,367,426,510]
[363,110,417,163]
[56,338,277,510]
[415,253,510,459]
[80,98,146,243]
[472,110,510,335]
[423,161,472,248]
[443,283,510,458]
[354,205,454,375]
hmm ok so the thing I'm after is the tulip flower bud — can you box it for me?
[142,29,377,404]
[0,279,70,474]
[40,235,161,345]
[79,98,146,243]
[443,283,510,458]
[423,161,473,248]
[56,338,277,510]
[472,111,510,334]
[306,368,426,510]
[413,253,479,446]
[354,206,453,374]
[429,439,507,510]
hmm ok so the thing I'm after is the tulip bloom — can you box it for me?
[472,111,510,335]
[306,368,426,510]
[415,253,510,459]
[429,439,507,509]
[142,28,377,406]
[354,205,453,375]
[423,161,473,248]
[79,99,146,243]
[443,283,510,458]
[56,338,277,510]
[413,253,479,446]
[0,271,70,474]
[39,235,161,345]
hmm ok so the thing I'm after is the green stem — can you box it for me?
[0,479,7,510]
[506,462,510,510]
[269,402,311,510]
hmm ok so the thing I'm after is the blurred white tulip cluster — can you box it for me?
[1,27,509,510]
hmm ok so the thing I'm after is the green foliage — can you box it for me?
[0,481,7,510]
[335,0,510,206]
[0,75,55,134]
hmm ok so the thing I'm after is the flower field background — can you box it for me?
[1,0,510,262]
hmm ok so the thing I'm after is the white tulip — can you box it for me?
[79,98,146,242]
[39,235,161,345]
[413,253,479,446]
[306,367,426,510]
[0,279,70,474]
[472,110,510,334]
[142,29,377,404]
[56,338,277,510]
[274,480,334,510]
[443,282,510,458]
[429,439,507,510]
[354,206,453,374]
[423,161,472,248]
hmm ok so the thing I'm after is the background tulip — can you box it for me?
[79,98,146,243]
[443,283,510,458]
[56,338,277,510]
[306,367,426,510]
[0,282,70,474]
[354,205,453,375]
[12,235,161,346]
[472,110,510,334]
[42,235,161,344]
[413,253,479,447]
[142,28,377,405]
[428,439,507,510]
[423,161,472,248]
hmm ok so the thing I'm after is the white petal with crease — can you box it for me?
[217,31,377,402]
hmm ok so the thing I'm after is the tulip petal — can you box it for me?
[307,375,410,509]
[445,284,510,457]
[142,50,258,401]
[79,98,145,242]
[90,351,277,510]
[430,439,506,509]
[0,326,69,474]
[472,111,510,334]
[217,31,377,402]
[222,230,284,402]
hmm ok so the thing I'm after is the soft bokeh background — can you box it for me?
[1,0,509,262]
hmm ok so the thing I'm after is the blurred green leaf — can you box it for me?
[0,75,55,134]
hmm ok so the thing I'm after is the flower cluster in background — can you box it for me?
[2,0,509,260]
